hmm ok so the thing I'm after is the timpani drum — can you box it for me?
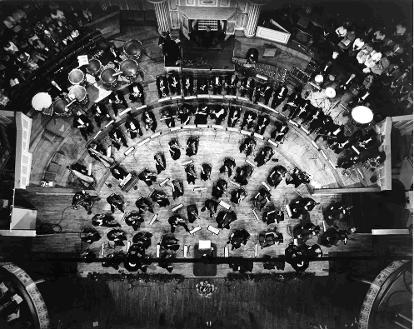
[120,59,139,80]
[100,67,119,88]
[31,92,52,112]
[86,58,102,77]
[351,105,374,125]
[68,85,89,105]
[123,39,142,60]
[68,68,85,85]
[52,97,71,116]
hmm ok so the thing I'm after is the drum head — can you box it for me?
[53,97,69,115]
[351,106,373,124]
[31,92,52,111]
[101,68,117,84]
[123,39,142,58]
[120,59,139,77]
[324,87,336,98]
[68,68,85,85]
[87,59,102,75]
[68,85,87,102]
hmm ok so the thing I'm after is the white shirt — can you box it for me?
[352,38,365,51]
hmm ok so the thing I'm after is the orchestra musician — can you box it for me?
[135,197,154,214]
[254,146,275,167]
[234,164,253,186]
[168,138,181,160]
[109,127,128,150]
[216,210,237,229]
[211,105,227,124]
[108,91,128,117]
[227,106,241,127]
[212,178,227,198]
[262,206,284,225]
[227,229,250,250]
[154,152,166,174]
[211,75,223,95]
[178,103,193,125]
[91,103,111,127]
[200,163,212,181]
[128,81,145,104]
[182,75,194,96]
[219,157,236,177]
[156,75,169,98]
[185,163,197,184]
[271,121,289,145]
[241,110,257,130]
[150,189,170,207]
[197,77,209,94]
[73,111,93,141]
[259,228,283,248]
[201,199,218,218]
[253,187,271,211]
[255,115,270,135]
[138,169,157,186]
[168,71,181,95]
[230,187,247,204]
[271,85,289,108]
[170,179,184,200]
[142,109,157,132]
[125,211,145,231]
[239,137,256,156]
[186,136,199,156]
[110,164,129,181]
[161,107,176,128]
[224,73,239,95]
[194,105,209,124]
[187,204,199,223]
[125,114,143,139]
[106,193,125,213]
[92,213,120,228]
[168,214,190,233]
[267,165,287,188]
[261,83,273,105]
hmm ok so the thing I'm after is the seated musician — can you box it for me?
[216,210,237,229]
[201,199,218,217]
[261,83,273,105]
[212,179,227,198]
[292,222,321,240]
[150,189,170,207]
[289,97,307,120]
[156,75,169,98]
[178,103,193,125]
[125,114,143,139]
[271,85,289,108]
[267,165,287,188]
[255,115,270,135]
[308,109,325,134]
[182,75,194,96]
[88,142,108,161]
[169,179,184,199]
[262,206,284,225]
[81,227,101,244]
[241,110,257,130]
[234,164,253,186]
[128,81,145,104]
[168,214,190,233]
[239,137,256,156]
[108,91,128,117]
[91,103,111,127]
[187,204,199,223]
[107,229,127,246]
[197,78,209,94]
[211,75,223,95]
[161,107,176,128]
[72,190,96,214]
[167,72,181,95]
[254,146,274,167]
[102,251,125,270]
[154,152,166,174]
[224,73,239,95]
[228,106,241,127]
[142,109,157,132]
[125,211,144,231]
[110,164,129,181]
[106,193,125,213]
[73,111,93,141]
[259,228,283,248]
[168,138,181,160]
[253,187,271,211]
[135,197,154,214]
[211,105,227,124]
[92,213,120,227]
[285,167,310,188]
[186,136,199,156]
[160,233,180,251]
[284,243,313,272]
[337,153,359,169]
[282,89,302,113]
[132,231,153,249]
[194,105,209,124]
[185,163,197,184]
[138,169,157,186]
[219,157,236,177]
[200,163,212,181]
[230,188,247,204]
[227,229,250,250]
[319,227,349,247]
[109,127,128,150]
